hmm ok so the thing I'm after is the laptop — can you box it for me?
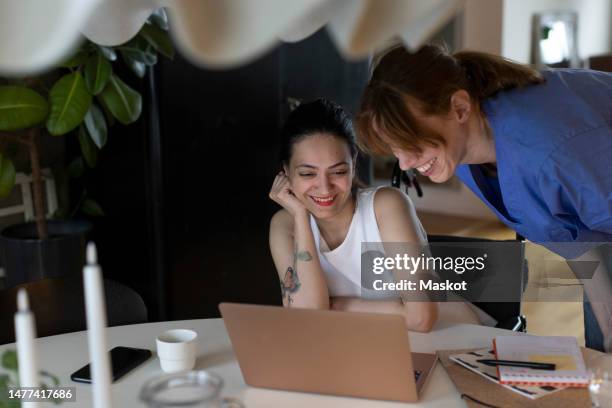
[219,302,436,402]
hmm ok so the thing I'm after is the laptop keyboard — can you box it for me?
[414,370,422,382]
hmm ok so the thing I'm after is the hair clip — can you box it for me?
[391,160,401,188]
[390,161,423,197]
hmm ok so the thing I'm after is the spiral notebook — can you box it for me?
[440,348,593,407]
[448,348,563,399]
[493,336,589,387]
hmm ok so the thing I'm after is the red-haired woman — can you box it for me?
[356,44,612,351]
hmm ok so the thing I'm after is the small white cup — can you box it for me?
[156,329,198,373]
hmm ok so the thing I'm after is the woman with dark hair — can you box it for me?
[356,44,612,350]
[268,98,447,332]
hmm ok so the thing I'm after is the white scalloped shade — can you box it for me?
[0,0,462,75]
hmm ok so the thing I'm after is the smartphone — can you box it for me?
[71,346,152,383]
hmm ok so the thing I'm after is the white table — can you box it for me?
[1,319,609,407]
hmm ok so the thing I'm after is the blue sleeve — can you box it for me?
[537,125,612,235]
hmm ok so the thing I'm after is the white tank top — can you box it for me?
[309,186,497,326]
[309,186,427,299]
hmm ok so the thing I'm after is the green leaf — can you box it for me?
[140,23,174,59]
[0,153,16,198]
[0,86,49,131]
[97,45,117,61]
[82,198,105,216]
[118,36,157,66]
[85,53,112,95]
[84,104,107,148]
[98,75,142,125]
[97,96,115,126]
[120,51,146,78]
[1,350,17,371]
[46,72,92,136]
[78,125,98,168]
[39,371,62,405]
[0,398,21,408]
[0,371,19,408]
[68,157,85,179]
[12,399,21,407]
[60,49,88,68]
[40,370,60,386]
[150,8,169,30]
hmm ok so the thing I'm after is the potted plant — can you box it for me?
[0,9,173,287]
[0,349,64,407]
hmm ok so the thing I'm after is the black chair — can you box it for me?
[427,234,528,332]
[0,275,148,344]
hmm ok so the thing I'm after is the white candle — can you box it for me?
[14,289,40,408]
[83,242,113,408]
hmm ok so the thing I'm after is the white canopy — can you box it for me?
[0,0,463,75]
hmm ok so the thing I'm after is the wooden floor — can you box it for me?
[418,211,584,345]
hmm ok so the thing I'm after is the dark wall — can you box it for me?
[91,29,370,321]
[158,46,283,320]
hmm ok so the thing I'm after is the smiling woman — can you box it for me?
[355,43,612,350]
[268,98,444,332]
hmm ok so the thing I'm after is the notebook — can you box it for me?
[493,336,589,387]
[449,348,564,399]
[440,348,594,408]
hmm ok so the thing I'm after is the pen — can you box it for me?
[477,359,556,370]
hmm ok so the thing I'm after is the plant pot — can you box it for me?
[0,220,92,288]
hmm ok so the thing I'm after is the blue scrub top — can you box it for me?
[456,69,612,258]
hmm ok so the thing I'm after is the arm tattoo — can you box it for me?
[279,249,312,306]
[281,266,300,306]
[296,250,312,262]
